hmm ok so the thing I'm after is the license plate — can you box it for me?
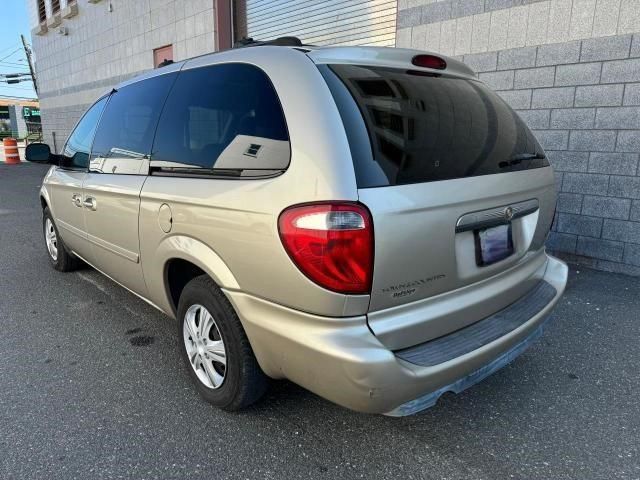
[475,224,513,266]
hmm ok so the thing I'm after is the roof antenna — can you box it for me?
[234,37,255,48]
[157,59,174,68]
[233,36,304,48]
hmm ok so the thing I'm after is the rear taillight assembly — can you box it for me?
[278,202,374,295]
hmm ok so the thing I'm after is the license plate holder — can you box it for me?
[475,224,514,266]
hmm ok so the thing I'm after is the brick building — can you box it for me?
[26,0,640,274]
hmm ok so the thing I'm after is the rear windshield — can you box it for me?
[319,64,548,188]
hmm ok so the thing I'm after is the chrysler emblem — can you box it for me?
[504,206,514,221]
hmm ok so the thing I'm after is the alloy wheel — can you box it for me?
[45,218,58,261]
[183,304,227,389]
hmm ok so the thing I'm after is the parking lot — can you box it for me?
[1,163,638,480]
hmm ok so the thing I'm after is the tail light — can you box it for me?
[412,54,447,70]
[278,202,374,295]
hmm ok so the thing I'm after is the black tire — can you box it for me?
[43,207,81,272]
[177,275,268,411]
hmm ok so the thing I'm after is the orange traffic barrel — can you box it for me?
[2,138,20,165]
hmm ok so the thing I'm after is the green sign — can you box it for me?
[22,107,40,118]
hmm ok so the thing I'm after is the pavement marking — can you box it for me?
[77,271,145,319]
[77,271,110,295]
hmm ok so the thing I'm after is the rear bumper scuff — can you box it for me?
[385,317,550,416]
[224,253,568,415]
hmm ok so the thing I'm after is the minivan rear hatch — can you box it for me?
[313,49,556,347]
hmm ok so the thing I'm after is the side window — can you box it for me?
[61,97,107,169]
[151,63,289,175]
[89,73,177,175]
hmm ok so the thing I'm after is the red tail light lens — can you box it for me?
[411,54,447,70]
[278,203,374,295]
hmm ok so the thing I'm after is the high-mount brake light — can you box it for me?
[411,54,447,70]
[278,203,374,295]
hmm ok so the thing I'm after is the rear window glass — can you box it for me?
[320,64,548,188]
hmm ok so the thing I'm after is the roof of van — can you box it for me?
[113,44,476,92]
[304,45,475,79]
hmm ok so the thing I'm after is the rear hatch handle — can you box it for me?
[455,199,539,233]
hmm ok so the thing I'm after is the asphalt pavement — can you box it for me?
[1,163,638,480]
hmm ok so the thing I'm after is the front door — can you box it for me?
[47,169,88,258]
[48,97,108,260]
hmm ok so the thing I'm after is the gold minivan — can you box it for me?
[27,40,567,416]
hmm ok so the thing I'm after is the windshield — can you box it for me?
[319,64,548,188]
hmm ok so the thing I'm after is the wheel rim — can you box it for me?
[45,218,58,261]
[183,304,227,389]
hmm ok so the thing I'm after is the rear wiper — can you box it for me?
[499,152,546,169]
[509,152,546,161]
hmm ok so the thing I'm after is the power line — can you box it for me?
[0,48,22,64]
[0,81,34,86]
[0,91,36,95]
[0,88,35,93]
[0,94,37,100]
[0,43,21,56]
[0,86,35,91]
[0,81,35,86]
[0,63,28,70]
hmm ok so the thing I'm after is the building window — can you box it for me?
[51,0,61,14]
[153,45,173,68]
[37,0,46,22]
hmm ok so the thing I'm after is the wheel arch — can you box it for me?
[40,185,51,211]
[164,259,206,315]
[154,235,240,316]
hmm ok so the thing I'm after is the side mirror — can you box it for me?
[25,143,58,164]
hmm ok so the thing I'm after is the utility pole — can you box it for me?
[20,34,38,96]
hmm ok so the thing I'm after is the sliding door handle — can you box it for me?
[83,197,97,211]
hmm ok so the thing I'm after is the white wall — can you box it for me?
[27,0,216,146]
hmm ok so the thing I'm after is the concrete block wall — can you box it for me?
[27,0,216,148]
[8,106,28,138]
[398,0,640,276]
[39,104,90,151]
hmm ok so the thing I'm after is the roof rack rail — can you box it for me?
[233,36,306,48]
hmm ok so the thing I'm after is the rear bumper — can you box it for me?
[224,253,568,415]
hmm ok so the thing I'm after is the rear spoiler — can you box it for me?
[306,46,476,79]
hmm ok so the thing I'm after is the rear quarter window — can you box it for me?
[319,64,548,188]
[151,63,290,176]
